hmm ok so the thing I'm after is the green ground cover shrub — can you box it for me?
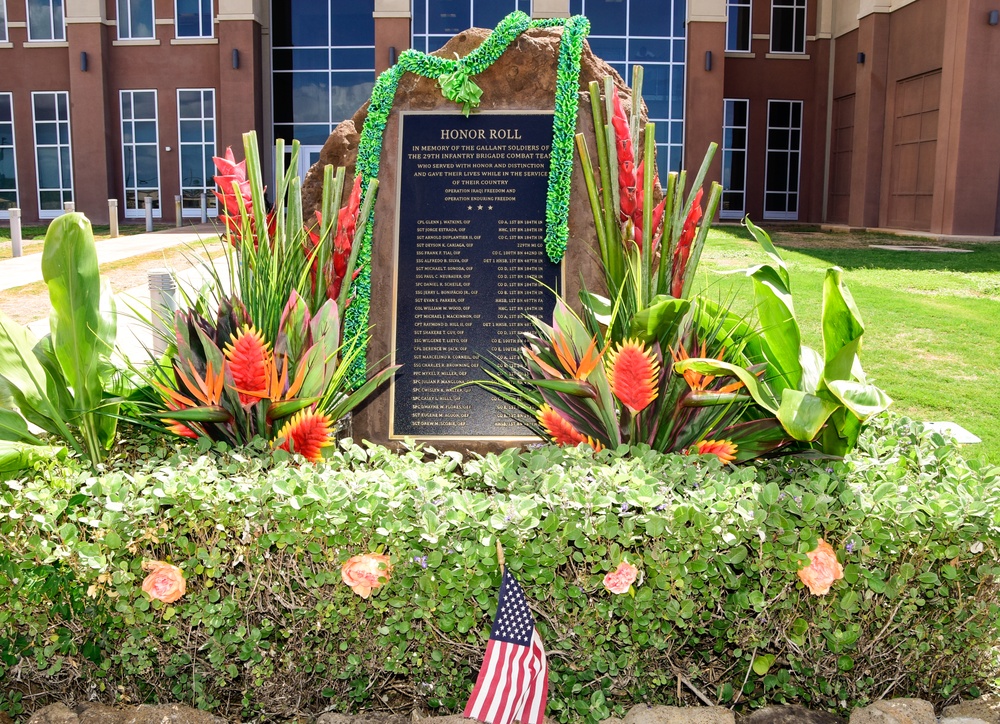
[1,415,998,721]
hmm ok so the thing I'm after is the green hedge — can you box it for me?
[1,415,999,721]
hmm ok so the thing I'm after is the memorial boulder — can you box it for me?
[302,21,657,454]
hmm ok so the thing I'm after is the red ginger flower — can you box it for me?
[537,404,602,451]
[688,439,738,464]
[274,407,334,462]
[607,339,660,414]
[306,174,363,302]
[224,325,272,406]
[612,93,639,231]
[670,188,704,298]
[213,146,275,245]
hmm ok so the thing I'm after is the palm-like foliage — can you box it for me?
[152,133,396,458]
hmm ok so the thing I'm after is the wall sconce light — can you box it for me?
[857,52,866,64]
[389,46,397,65]
[232,48,240,69]
[80,51,88,72]
[704,50,713,72]
[989,10,999,25]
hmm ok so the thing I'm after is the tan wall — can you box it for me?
[684,21,726,200]
[933,0,1000,235]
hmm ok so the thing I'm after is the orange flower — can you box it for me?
[537,404,602,451]
[670,188,704,298]
[797,539,844,596]
[141,561,186,603]
[688,439,738,464]
[224,325,272,406]
[603,561,638,594]
[165,421,198,439]
[607,339,660,414]
[341,553,391,598]
[273,407,334,462]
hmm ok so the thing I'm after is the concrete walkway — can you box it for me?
[0,222,221,292]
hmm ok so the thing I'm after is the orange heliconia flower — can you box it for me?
[670,188,704,298]
[689,439,738,464]
[551,331,603,381]
[607,339,660,414]
[537,405,602,451]
[797,539,844,596]
[224,325,272,406]
[671,343,745,394]
[273,407,334,462]
[165,421,198,439]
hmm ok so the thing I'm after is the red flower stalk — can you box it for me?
[607,339,661,414]
[305,175,364,302]
[611,94,641,237]
[670,188,704,298]
[274,407,334,462]
[213,147,275,245]
[688,439,738,464]
[223,324,272,406]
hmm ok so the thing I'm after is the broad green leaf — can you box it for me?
[826,379,892,420]
[0,408,43,444]
[42,214,109,462]
[821,267,865,381]
[745,218,789,287]
[0,440,66,479]
[776,389,840,442]
[748,264,802,394]
[629,296,690,344]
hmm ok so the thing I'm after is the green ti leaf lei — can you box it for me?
[344,11,590,387]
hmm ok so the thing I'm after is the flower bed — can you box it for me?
[1,415,998,721]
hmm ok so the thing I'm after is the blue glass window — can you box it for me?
[176,0,212,39]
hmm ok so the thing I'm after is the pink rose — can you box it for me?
[797,539,844,595]
[603,561,638,594]
[141,561,186,603]
[341,553,391,598]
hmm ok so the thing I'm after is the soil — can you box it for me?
[0,242,225,325]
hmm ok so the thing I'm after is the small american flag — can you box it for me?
[464,567,548,724]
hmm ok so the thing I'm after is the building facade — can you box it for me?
[0,0,997,235]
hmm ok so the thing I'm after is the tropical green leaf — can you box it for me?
[748,263,802,394]
[0,408,43,444]
[0,440,66,479]
[776,389,840,442]
[826,380,892,420]
[821,267,866,382]
[629,296,690,343]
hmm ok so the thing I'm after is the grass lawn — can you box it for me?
[0,223,170,259]
[696,225,1000,465]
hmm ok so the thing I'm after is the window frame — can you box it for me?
[0,92,18,218]
[31,90,73,219]
[0,1,9,43]
[120,89,162,218]
[770,0,806,55]
[726,0,751,53]
[762,98,803,221]
[177,88,217,217]
[26,0,65,42]
[117,0,155,40]
[720,98,749,220]
[175,0,213,39]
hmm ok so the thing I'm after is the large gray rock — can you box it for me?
[939,718,992,724]
[28,703,227,724]
[740,705,845,723]
[944,697,1000,724]
[622,704,736,724]
[848,699,935,724]
[27,705,78,724]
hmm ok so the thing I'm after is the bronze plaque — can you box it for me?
[390,111,562,440]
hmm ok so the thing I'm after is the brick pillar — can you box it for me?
[375,0,411,74]
[66,16,113,224]
[685,20,726,208]
[847,11,890,228]
[217,20,262,157]
[932,0,1000,235]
